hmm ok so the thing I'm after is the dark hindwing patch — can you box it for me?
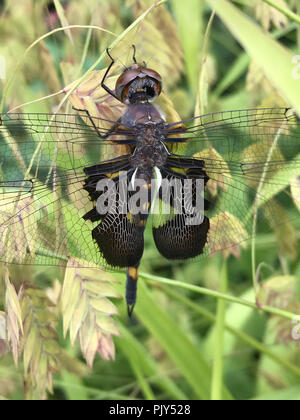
[83,157,145,268]
[83,159,150,269]
[153,156,210,259]
[153,214,210,259]
[92,212,144,268]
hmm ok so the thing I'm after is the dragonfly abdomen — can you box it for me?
[126,264,140,317]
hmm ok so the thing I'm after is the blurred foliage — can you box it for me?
[0,0,300,401]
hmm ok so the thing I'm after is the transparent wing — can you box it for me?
[0,113,135,268]
[1,108,300,268]
[156,108,300,258]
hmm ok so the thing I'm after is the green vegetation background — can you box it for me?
[0,0,300,401]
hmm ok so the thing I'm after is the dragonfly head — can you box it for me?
[115,64,162,105]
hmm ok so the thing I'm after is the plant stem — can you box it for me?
[262,0,300,25]
[0,25,115,113]
[211,260,228,400]
[140,272,298,321]
[164,287,300,378]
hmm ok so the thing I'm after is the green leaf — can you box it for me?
[117,323,188,400]
[172,0,204,92]
[252,385,300,400]
[211,261,228,400]
[53,0,74,44]
[131,280,233,400]
[206,0,300,115]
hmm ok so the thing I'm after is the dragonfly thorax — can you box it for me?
[130,127,168,169]
[121,102,165,127]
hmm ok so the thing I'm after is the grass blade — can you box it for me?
[134,280,233,400]
[211,260,228,400]
[207,0,300,115]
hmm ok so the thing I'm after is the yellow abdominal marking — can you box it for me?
[128,266,138,280]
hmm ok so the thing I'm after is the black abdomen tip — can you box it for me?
[126,266,139,317]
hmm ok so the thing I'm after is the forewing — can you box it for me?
[163,108,300,257]
[0,113,135,268]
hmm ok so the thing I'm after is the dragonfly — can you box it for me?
[0,47,300,316]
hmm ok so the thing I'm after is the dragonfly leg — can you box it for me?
[132,44,137,64]
[101,48,121,102]
[72,106,122,139]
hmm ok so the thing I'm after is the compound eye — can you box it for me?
[115,65,162,103]
[115,67,141,101]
